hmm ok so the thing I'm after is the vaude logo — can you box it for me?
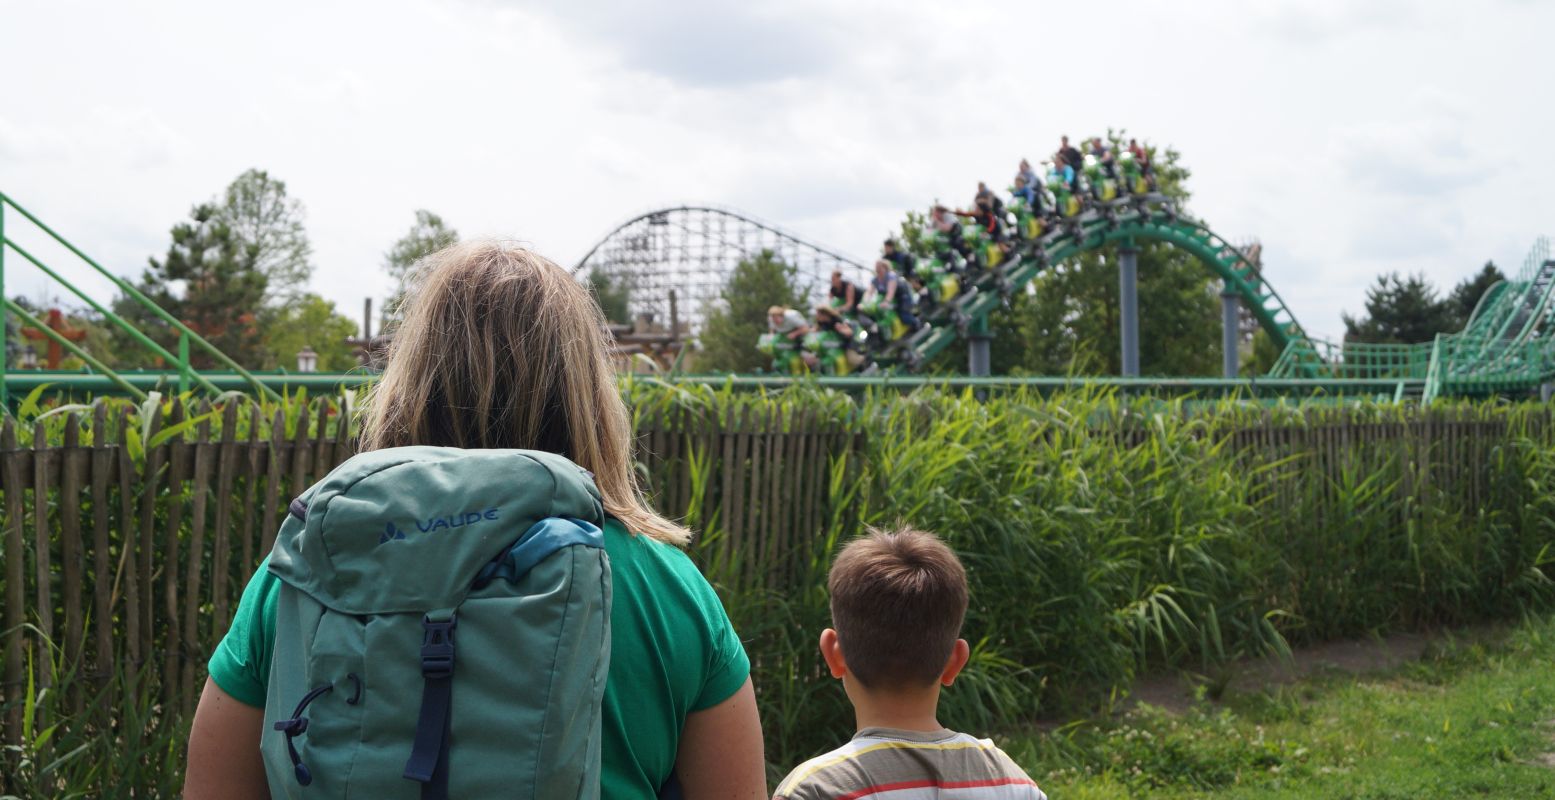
[378,508,500,545]
[379,522,408,544]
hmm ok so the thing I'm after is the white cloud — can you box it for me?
[0,0,1551,354]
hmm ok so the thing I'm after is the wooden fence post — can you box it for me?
[211,403,239,642]
[30,423,55,689]
[59,415,85,712]
[113,406,141,700]
[179,403,214,715]
[160,401,189,709]
[2,419,25,746]
[261,408,285,555]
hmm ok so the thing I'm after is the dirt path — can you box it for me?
[1124,626,1500,714]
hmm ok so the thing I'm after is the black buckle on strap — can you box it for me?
[419,613,458,679]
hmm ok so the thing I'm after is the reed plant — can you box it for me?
[4,383,1555,790]
[646,386,1555,774]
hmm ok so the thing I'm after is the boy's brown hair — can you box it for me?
[827,528,969,689]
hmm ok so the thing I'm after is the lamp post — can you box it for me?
[296,346,318,373]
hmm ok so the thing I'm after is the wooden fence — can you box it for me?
[0,400,860,746]
[0,400,1545,747]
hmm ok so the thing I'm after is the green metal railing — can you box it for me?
[1269,237,1555,400]
[1,190,282,405]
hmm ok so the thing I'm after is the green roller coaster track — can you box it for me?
[889,200,1310,371]
[1,187,1551,404]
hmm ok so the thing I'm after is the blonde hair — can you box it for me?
[360,240,690,546]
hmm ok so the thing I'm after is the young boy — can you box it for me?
[774,529,1045,800]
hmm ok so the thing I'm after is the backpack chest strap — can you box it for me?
[403,609,458,800]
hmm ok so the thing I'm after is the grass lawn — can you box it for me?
[1005,617,1555,798]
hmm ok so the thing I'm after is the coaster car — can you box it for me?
[919,252,962,306]
[802,329,866,376]
[756,332,807,374]
[1117,150,1152,196]
[961,222,1005,270]
[1047,167,1084,222]
[1007,195,1047,241]
[1082,154,1120,204]
[857,295,911,344]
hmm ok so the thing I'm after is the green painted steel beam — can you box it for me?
[0,190,283,401]
[6,369,1430,397]
[3,301,148,400]
[4,370,378,396]
[2,237,221,394]
[651,374,1426,397]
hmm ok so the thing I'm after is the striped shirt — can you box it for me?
[774,727,1046,800]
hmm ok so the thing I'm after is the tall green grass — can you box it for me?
[5,385,1555,791]
[636,386,1555,776]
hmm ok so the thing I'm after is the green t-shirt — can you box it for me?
[208,519,750,799]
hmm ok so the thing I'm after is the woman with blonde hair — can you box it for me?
[185,241,766,799]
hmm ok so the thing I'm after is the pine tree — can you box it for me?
[1342,272,1457,345]
[697,250,810,373]
[115,204,269,369]
[1447,261,1506,329]
[587,271,633,326]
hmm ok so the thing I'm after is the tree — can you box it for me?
[383,210,459,327]
[1242,328,1283,377]
[697,250,810,373]
[261,293,361,372]
[216,169,313,303]
[588,270,633,325]
[114,204,268,368]
[1011,243,1222,375]
[1447,261,1505,329]
[1342,272,1458,345]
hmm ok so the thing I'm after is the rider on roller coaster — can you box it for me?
[954,189,1008,245]
[805,305,868,372]
[872,259,921,332]
[1127,138,1156,188]
[768,305,810,344]
[1089,137,1118,180]
[1012,159,1044,213]
[930,204,968,258]
[829,270,861,315]
[882,238,918,283]
[1059,135,1084,193]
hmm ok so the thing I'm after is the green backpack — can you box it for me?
[260,446,612,799]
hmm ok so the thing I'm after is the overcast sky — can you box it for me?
[3,0,1550,343]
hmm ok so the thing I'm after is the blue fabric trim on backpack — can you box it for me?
[472,518,605,589]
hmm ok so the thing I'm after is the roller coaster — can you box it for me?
[1,177,1551,403]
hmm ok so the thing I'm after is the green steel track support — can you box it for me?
[179,334,191,394]
[0,190,282,401]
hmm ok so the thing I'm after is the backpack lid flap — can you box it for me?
[268,447,605,614]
